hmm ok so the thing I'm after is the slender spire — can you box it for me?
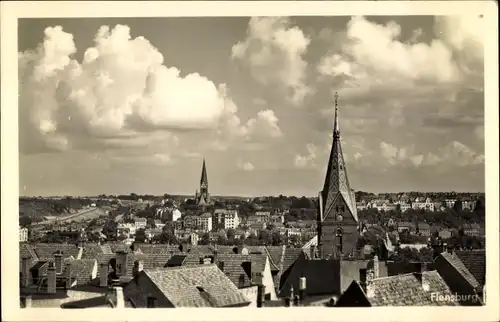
[333,92,340,139]
[200,158,208,185]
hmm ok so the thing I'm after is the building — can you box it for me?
[394,201,411,212]
[194,158,210,206]
[123,265,252,308]
[20,227,29,242]
[117,223,136,237]
[434,249,485,305]
[134,218,147,231]
[197,213,213,232]
[214,209,241,229]
[316,93,359,259]
[412,197,435,212]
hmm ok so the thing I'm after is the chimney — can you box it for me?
[21,257,30,287]
[446,244,454,255]
[252,272,263,286]
[256,284,266,308]
[293,294,300,307]
[217,261,224,272]
[133,260,143,279]
[47,261,57,294]
[299,277,307,301]
[54,251,63,274]
[213,249,218,263]
[65,262,73,289]
[318,242,324,259]
[359,268,367,292]
[310,245,316,259]
[99,263,109,287]
[115,251,129,277]
[373,255,379,279]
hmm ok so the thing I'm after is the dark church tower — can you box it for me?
[317,93,359,259]
[195,158,210,205]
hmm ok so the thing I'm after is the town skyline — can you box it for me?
[18,16,485,197]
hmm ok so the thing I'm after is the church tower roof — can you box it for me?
[321,92,358,222]
[200,158,208,185]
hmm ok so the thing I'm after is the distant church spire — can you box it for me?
[196,158,210,206]
[333,92,340,139]
[201,158,208,186]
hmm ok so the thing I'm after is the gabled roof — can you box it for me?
[65,259,97,285]
[32,243,80,260]
[363,271,459,306]
[440,251,483,290]
[215,254,253,288]
[142,265,250,307]
[455,250,485,287]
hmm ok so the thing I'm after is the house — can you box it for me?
[417,223,431,237]
[279,253,388,305]
[286,228,302,238]
[255,211,271,219]
[196,213,213,232]
[123,265,252,307]
[215,252,277,301]
[461,200,477,211]
[117,223,136,236]
[412,197,435,212]
[463,223,482,237]
[335,270,459,307]
[438,229,452,239]
[434,249,485,306]
[19,252,116,308]
[182,215,197,230]
[134,218,147,230]
[20,227,29,242]
[269,214,285,225]
[153,220,165,230]
[444,199,457,208]
[397,222,416,233]
[246,215,264,225]
[394,201,411,212]
[213,209,241,229]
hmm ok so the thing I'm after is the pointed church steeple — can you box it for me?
[321,92,357,223]
[316,92,359,259]
[200,158,208,186]
[197,158,210,206]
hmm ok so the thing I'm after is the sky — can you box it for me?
[18,15,485,197]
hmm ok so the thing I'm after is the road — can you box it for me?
[32,207,98,227]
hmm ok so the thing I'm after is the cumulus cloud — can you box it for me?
[317,16,463,95]
[232,17,312,105]
[237,160,255,171]
[19,24,282,157]
[294,143,317,168]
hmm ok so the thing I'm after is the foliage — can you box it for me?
[135,228,147,243]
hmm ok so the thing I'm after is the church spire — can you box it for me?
[321,93,358,223]
[333,92,340,139]
[200,158,208,185]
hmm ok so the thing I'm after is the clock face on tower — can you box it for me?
[336,214,343,222]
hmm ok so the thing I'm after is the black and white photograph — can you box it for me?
[1,1,499,320]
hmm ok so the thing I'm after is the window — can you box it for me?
[335,228,343,254]
[147,297,157,308]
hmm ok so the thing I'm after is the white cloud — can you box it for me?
[294,143,317,168]
[232,17,312,105]
[237,161,255,172]
[19,25,282,156]
[434,15,483,65]
[317,16,462,94]
[245,109,283,140]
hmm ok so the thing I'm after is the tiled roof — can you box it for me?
[32,243,80,260]
[143,265,251,307]
[97,252,171,277]
[263,246,284,271]
[20,243,38,260]
[440,251,481,289]
[64,259,97,285]
[81,244,110,260]
[455,250,485,287]
[133,244,180,254]
[215,254,253,288]
[108,243,132,253]
[366,272,459,306]
[282,248,304,273]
